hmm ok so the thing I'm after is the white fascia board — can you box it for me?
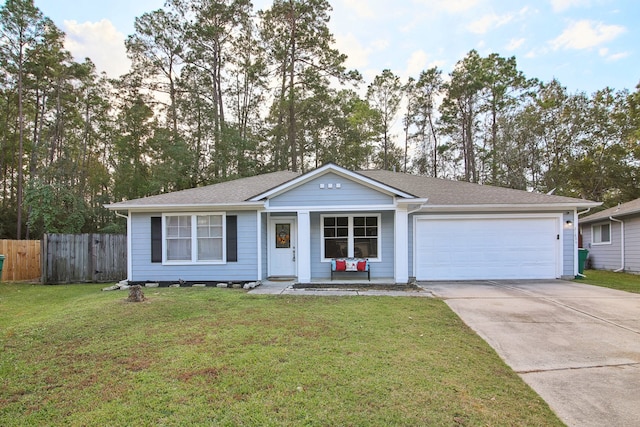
[266,204,398,213]
[249,163,416,201]
[104,202,265,213]
[396,198,428,205]
[416,202,600,213]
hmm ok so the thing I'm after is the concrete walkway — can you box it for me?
[249,280,432,297]
[424,280,640,427]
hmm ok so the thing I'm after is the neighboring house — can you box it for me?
[579,198,640,273]
[106,163,599,284]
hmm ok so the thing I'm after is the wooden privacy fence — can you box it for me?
[42,234,127,284]
[0,240,41,282]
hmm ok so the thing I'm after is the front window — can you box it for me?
[165,213,225,262]
[322,215,379,260]
[197,215,224,261]
[166,215,191,261]
[592,223,611,244]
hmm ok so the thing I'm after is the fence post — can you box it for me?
[41,235,47,284]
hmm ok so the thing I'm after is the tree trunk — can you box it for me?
[288,4,297,172]
[127,285,146,302]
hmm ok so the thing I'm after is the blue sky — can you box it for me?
[32,0,639,94]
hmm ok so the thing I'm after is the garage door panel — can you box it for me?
[416,216,559,280]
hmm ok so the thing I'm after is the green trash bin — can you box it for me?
[578,248,589,275]
[0,254,4,280]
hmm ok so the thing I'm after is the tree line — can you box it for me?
[1,0,639,239]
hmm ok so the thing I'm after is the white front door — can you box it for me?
[269,217,297,278]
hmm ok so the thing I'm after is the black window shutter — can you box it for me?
[226,215,238,262]
[151,217,162,263]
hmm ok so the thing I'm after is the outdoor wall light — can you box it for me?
[565,220,573,227]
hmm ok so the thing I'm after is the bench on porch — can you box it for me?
[330,258,370,281]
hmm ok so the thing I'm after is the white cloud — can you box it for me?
[550,0,590,13]
[411,0,479,13]
[342,0,376,18]
[506,38,526,51]
[334,32,372,69]
[598,48,630,61]
[371,39,390,51]
[429,0,480,13]
[605,51,629,61]
[467,7,529,34]
[63,19,130,77]
[467,13,513,34]
[550,20,626,50]
[406,50,429,77]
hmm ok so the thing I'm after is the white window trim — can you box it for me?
[162,213,227,264]
[591,222,611,245]
[320,214,381,262]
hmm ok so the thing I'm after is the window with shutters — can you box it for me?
[163,213,226,263]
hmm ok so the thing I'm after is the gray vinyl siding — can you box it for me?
[309,211,395,280]
[583,214,640,273]
[269,172,394,207]
[130,211,258,282]
[583,220,621,270]
[626,215,640,272]
[563,211,575,277]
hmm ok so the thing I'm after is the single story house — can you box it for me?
[106,163,599,284]
[579,198,640,273]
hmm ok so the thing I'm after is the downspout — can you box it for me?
[407,200,428,215]
[577,207,592,217]
[609,216,624,272]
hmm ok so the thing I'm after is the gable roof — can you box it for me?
[248,163,417,201]
[580,198,640,224]
[105,165,598,212]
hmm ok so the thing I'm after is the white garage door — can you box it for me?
[415,216,560,280]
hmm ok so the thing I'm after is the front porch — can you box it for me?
[252,277,426,296]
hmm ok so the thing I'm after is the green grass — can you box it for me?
[0,284,563,426]
[576,269,640,293]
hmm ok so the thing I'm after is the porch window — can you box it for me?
[592,223,610,244]
[322,215,379,260]
[164,213,226,263]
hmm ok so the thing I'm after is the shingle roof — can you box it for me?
[106,166,597,210]
[106,171,300,208]
[357,170,593,206]
[579,198,640,223]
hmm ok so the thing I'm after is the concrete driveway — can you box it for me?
[423,280,640,427]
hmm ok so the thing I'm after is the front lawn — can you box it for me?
[576,269,640,293]
[0,284,562,426]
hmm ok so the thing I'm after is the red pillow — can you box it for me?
[357,260,367,271]
[335,259,346,271]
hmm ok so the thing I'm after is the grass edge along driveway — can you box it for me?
[575,269,640,293]
[0,283,563,426]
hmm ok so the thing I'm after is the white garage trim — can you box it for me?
[413,213,563,281]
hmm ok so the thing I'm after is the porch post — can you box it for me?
[256,211,262,281]
[394,207,409,284]
[297,210,311,283]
